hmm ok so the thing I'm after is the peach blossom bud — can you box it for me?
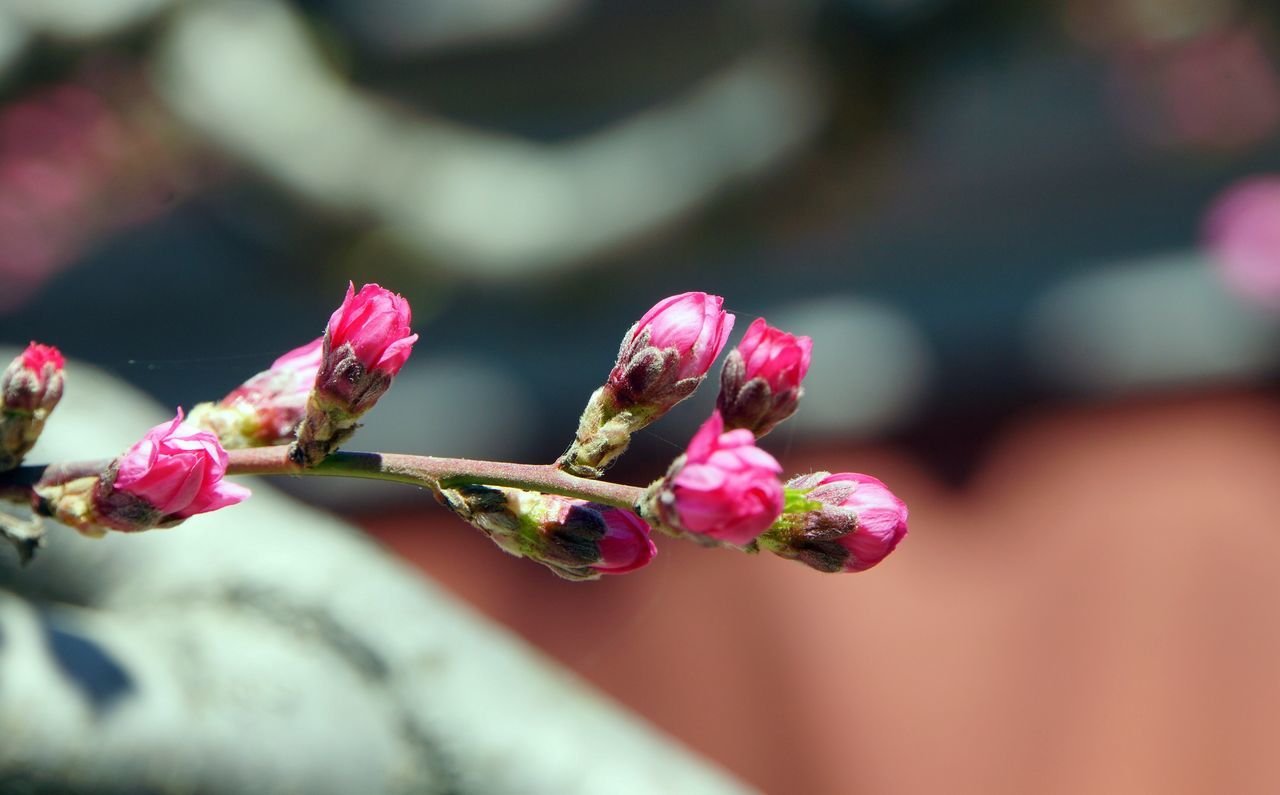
[86,410,251,533]
[291,283,419,467]
[717,318,812,437]
[190,337,322,449]
[642,411,785,546]
[437,485,656,580]
[559,292,734,478]
[0,342,65,471]
[762,472,908,573]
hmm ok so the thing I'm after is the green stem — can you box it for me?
[224,447,646,510]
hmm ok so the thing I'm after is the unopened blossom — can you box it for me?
[0,342,66,471]
[560,292,735,478]
[190,337,322,449]
[761,471,908,573]
[437,485,656,580]
[642,410,784,546]
[41,410,251,536]
[291,282,419,466]
[717,317,812,437]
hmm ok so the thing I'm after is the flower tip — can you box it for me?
[21,342,64,372]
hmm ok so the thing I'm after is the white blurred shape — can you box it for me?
[1027,251,1280,395]
[332,0,586,53]
[0,12,29,76]
[155,1,825,278]
[766,297,931,437]
[7,0,174,38]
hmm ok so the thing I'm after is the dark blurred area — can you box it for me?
[5,0,1280,792]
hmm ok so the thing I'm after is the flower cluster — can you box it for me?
[1,283,907,581]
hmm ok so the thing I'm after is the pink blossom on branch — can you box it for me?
[92,410,251,532]
[191,336,323,448]
[0,341,66,471]
[643,411,785,546]
[592,506,658,575]
[326,282,418,376]
[762,471,908,573]
[608,291,735,404]
[559,292,735,478]
[291,283,419,467]
[717,317,812,437]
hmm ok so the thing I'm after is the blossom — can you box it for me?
[591,506,658,575]
[194,336,323,447]
[648,411,785,546]
[97,410,251,530]
[762,471,908,573]
[291,283,419,467]
[608,292,735,402]
[717,317,812,436]
[3,341,64,414]
[0,341,65,470]
[326,282,418,376]
[559,292,734,478]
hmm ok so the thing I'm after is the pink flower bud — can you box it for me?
[438,485,656,579]
[608,291,735,405]
[3,342,65,413]
[592,506,658,575]
[193,337,322,448]
[717,317,812,437]
[763,471,908,572]
[559,292,735,478]
[645,411,785,546]
[291,283,419,466]
[1,341,66,470]
[94,410,251,531]
[326,282,418,377]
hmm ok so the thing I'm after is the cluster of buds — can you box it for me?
[438,485,656,581]
[36,410,251,537]
[0,281,908,581]
[0,343,65,471]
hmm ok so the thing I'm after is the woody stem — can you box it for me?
[223,447,646,509]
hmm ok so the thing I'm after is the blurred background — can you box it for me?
[4,0,1280,792]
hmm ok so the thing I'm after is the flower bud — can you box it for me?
[640,411,784,546]
[760,472,908,573]
[0,342,66,471]
[290,283,419,467]
[559,292,734,478]
[717,317,812,437]
[37,410,251,536]
[190,337,323,449]
[438,485,656,580]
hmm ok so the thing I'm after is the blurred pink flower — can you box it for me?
[1204,176,1280,310]
[213,337,323,445]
